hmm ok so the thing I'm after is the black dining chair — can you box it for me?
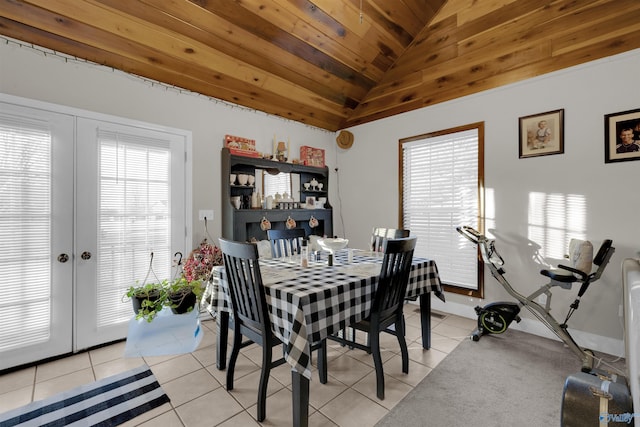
[371,227,410,252]
[218,238,327,422]
[267,228,305,258]
[328,237,417,400]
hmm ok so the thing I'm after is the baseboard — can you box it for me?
[428,297,625,358]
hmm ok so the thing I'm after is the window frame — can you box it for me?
[399,122,485,298]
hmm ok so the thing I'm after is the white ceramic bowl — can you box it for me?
[237,174,249,185]
[230,173,237,185]
[317,238,348,252]
[247,175,255,186]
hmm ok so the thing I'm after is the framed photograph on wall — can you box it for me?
[605,108,640,163]
[519,109,564,158]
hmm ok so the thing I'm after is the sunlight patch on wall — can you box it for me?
[528,192,587,259]
[484,188,495,238]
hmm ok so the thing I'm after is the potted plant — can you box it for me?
[124,281,168,322]
[165,277,204,314]
[182,239,223,311]
[123,241,222,321]
[183,239,222,283]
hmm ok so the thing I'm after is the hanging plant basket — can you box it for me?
[165,277,203,315]
[168,289,198,314]
[124,281,168,323]
[131,291,162,314]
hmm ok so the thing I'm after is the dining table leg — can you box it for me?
[291,370,309,427]
[419,292,431,349]
[216,310,229,370]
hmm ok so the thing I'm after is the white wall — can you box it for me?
[0,39,336,249]
[335,49,640,355]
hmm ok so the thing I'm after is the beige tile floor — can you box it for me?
[0,305,476,427]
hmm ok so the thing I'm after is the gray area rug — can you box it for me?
[377,329,624,427]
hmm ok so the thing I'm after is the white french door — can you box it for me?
[0,97,189,370]
[0,102,74,370]
[75,118,187,349]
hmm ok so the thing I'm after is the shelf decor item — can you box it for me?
[224,134,260,158]
[273,135,289,162]
[300,146,325,167]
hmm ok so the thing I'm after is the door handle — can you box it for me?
[81,251,92,260]
[58,253,69,263]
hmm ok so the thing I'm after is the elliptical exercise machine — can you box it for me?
[457,226,615,372]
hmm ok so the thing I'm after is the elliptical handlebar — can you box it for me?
[456,226,482,244]
[456,226,505,269]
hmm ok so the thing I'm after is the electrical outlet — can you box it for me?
[199,210,214,221]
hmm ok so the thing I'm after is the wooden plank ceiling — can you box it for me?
[1,0,639,131]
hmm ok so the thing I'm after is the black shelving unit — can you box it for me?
[221,147,333,242]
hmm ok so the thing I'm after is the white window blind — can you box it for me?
[97,130,172,327]
[0,114,52,351]
[263,172,291,197]
[402,128,480,291]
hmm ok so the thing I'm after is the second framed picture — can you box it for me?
[519,109,564,158]
[604,108,640,163]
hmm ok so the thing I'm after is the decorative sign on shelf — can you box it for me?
[224,134,260,158]
[300,146,325,167]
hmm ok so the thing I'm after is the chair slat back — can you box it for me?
[372,237,417,320]
[371,227,410,252]
[219,238,270,335]
[267,228,305,258]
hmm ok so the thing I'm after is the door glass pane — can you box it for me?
[97,131,172,328]
[0,114,52,350]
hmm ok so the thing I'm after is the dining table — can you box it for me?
[209,248,445,427]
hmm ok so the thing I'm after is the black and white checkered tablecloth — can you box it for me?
[211,249,443,379]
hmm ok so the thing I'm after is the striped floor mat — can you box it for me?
[0,364,170,427]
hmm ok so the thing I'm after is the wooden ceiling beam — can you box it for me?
[13,0,351,117]
[97,0,366,107]
[189,0,376,89]
[1,0,640,132]
[0,17,344,131]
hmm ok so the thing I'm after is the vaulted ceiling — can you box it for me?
[1,0,639,131]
